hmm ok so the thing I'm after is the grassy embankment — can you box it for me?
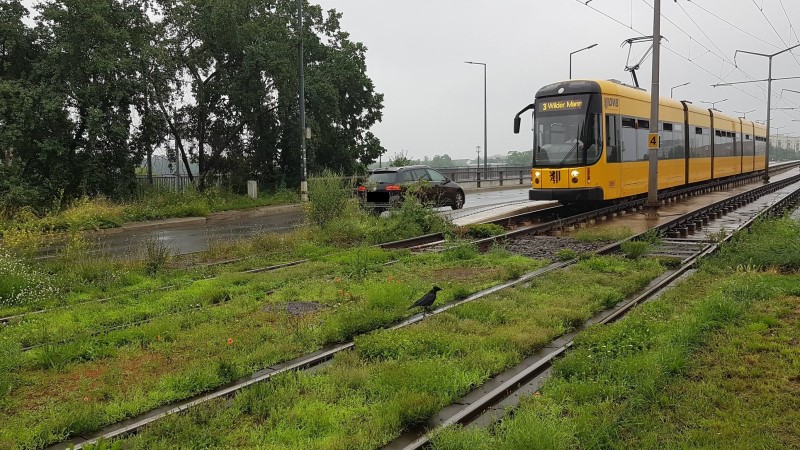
[0,174,540,448]
[0,187,299,238]
[433,217,800,449]
[92,252,667,449]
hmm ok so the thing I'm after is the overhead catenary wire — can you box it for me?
[575,0,800,122]
[652,0,800,120]
[683,0,800,114]
[750,0,800,70]
[685,0,780,50]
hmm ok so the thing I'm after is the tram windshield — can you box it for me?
[533,94,602,168]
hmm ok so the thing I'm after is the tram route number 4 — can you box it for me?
[648,133,660,150]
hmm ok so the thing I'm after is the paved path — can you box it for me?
[37,187,532,258]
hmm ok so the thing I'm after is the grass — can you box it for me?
[91,255,665,450]
[431,216,800,450]
[572,226,634,243]
[0,246,543,449]
[0,186,299,237]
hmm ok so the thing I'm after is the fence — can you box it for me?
[135,165,533,192]
[135,174,224,192]
[435,165,532,188]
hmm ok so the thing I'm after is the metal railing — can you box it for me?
[434,165,532,188]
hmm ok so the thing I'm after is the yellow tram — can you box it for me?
[513,79,767,202]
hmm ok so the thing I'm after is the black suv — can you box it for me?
[357,165,465,211]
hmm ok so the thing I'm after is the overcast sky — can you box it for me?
[315,0,800,161]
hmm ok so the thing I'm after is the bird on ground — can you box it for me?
[408,286,442,316]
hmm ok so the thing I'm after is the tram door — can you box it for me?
[604,114,622,199]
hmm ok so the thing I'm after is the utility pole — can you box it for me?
[298,0,308,201]
[646,0,662,218]
[718,43,800,183]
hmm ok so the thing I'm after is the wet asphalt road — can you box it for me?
[36,187,533,258]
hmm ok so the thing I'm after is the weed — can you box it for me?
[463,223,506,239]
[305,170,355,228]
[142,238,172,276]
[555,248,578,261]
[621,241,650,259]
[0,252,57,309]
[442,243,479,261]
[639,228,663,245]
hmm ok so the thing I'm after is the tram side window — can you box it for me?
[691,127,711,157]
[658,122,684,160]
[745,134,755,156]
[715,130,734,157]
[673,123,685,159]
[658,123,672,160]
[606,115,621,163]
[621,117,639,162]
[637,120,650,161]
[755,136,766,156]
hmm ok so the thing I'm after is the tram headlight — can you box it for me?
[571,170,580,184]
[534,171,541,178]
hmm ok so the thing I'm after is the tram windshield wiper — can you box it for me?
[557,126,582,168]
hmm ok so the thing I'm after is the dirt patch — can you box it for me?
[263,301,327,316]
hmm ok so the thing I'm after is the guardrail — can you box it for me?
[434,166,532,188]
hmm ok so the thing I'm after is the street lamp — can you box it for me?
[670,81,690,99]
[570,43,598,79]
[700,98,728,111]
[735,109,756,119]
[465,61,488,178]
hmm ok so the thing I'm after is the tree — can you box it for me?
[34,0,158,205]
[152,0,384,190]
[507,150,533,166]
[389,150,413,167]
[430,154,454,168]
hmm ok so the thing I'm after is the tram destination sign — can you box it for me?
[537,98,585,114]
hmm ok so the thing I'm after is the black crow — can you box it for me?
[409,286,442,315]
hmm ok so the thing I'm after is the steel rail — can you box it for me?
[390,173,800,450]
[9,161,799,326]
[45,167,800,450]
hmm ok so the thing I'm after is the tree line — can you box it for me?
[0,0,384,212]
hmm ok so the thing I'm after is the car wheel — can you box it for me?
[451,191,465,210]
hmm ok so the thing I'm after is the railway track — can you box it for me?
[44,166,800,449]
[384,172,800,450]
[8,161,799,328]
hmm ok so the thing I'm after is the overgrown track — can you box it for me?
[9,162,798,327]
[46,167,800,449]
[384,172,800,450]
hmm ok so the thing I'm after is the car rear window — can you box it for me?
[368,172,398,183]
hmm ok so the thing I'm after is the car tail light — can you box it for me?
[386,185,402,191]
[358,186,366,192]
